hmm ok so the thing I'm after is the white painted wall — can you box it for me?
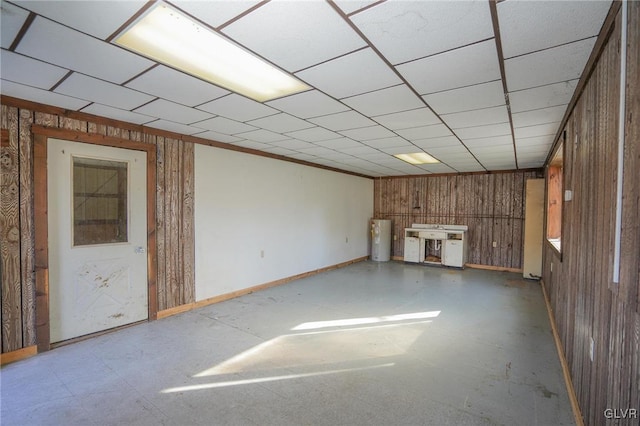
[194,144,373,301]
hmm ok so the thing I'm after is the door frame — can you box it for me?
[33,126,157,352]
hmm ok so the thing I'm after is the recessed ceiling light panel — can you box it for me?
[114,2,310,102]
[394,152,440,165]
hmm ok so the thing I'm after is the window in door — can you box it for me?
[72,157,128,246]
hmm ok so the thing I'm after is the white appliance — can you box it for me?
[371,219,392,262]
[404,224,468,268]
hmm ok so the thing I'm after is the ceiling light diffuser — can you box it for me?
[394,152,440,165]
[114,2,310,102]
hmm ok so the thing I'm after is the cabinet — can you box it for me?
[404,224,468,268]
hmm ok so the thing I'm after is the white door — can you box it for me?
[48,138,148,343]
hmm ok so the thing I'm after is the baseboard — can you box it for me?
[540,279,584,426]
[0,345,37,366]
[157,256,368,319]
[465,263,523,273]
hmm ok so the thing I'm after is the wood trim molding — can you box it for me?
[0,345,37,365]
[33,130,158,351]
[540,279,585,426]
[157,256,368,319]
[465,263,523,273]
[377,168,543,180]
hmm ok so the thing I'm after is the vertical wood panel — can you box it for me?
[543,5,640,424]
[1,108,22,352]
[154,136,167,311]
[182,141,195,304]
[19,109,36,347]
[373,170,537,268]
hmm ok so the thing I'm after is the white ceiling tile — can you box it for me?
[222,0,366,72]
[286,152,318,161]
[126,65,229,107]
[334,0,379,15]
[297,145,342,157]
[81,103,154,125]
[516,136,555,148]
[417,163,457,174]
[266,90,348,118]
[509,80,578,113]
[427,145,470,156]
[359,152,395,161]
[16,1,146,39]
[1,50,68,89]
[470,145,516,155]
[352,0,494,65]
[231,140,272,150]
[413,136,461,150]
[235,129,289,143]
[514,122,560,139]
[296,48,402,99]
[396,124,453,141]
[455,123,512,140]
[505,38,596,92]
[342,85,424,116]
[397,40,501,95]
[192,130,244,144]
[339,144,383,155]
[463,135,514,148]
[55,73,154,110]
[441,105,509,129]
[145,119,203,135]
[498,0,611,59]
[0,79,90,110]
[372,108,440,130]
[308,110,376,131]
[286,127,341,142]
[261,146,297,156]
[1,2,29,49]
[192,117,256,134]
[424,80,505,115]
[197,94,278,121]
[362,137,410,149]
[512,105,566,128]
[171,0,262,28]
[339,125,396,141]
[134,98,212,124]
[269,139,316,150]
[247,113,314,133]
[379,145,420,155]
[314,137,363,150]
[16,17,153,84]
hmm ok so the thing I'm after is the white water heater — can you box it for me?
[371,219,392,262]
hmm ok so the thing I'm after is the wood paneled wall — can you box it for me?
[373,170,541,269]
[0,102,195,354]
[542,3,640,425]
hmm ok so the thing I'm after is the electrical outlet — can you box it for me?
[394,235,397,241]
[550,262,553,272]
[492,241,497,248]
[590,337,594,362]
[345,237,348,243]
[260,250,264,258]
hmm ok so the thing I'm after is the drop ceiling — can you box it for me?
[0,0,612,177]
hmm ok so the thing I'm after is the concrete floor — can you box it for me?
[1,261,574,425]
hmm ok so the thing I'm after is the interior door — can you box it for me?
[48,138,148,343]
[523,179,545,279]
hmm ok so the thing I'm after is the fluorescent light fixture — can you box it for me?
[394,152,440,165]
[114,2,310,102]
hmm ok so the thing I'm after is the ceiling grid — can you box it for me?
[0,0,613,177]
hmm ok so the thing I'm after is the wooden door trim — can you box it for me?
[33,126,157,352]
